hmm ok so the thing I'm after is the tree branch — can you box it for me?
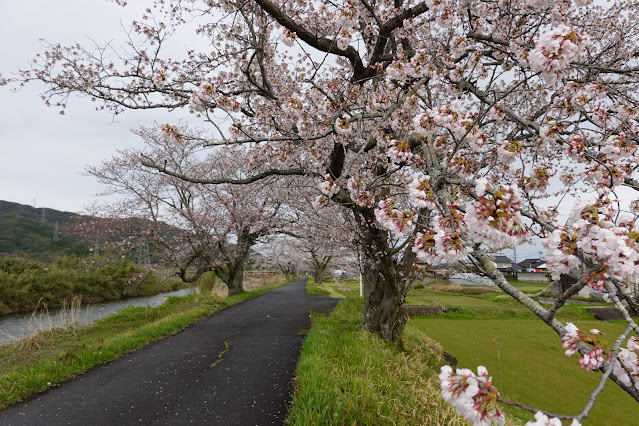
[141,155,315,184]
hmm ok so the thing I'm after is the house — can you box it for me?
[519,258,547,272]
[493,255,514,271]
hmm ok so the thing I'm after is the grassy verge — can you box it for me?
[0,277,293,410]
[285,297,465,425]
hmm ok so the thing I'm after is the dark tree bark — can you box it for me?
[214,250,248,295]
[361,257,406,343]
[309,248,332,284]
[213,227,264,295]
[354,208,415,342]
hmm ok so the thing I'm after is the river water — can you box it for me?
[0,288,197,346]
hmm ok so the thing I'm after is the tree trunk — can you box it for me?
[361,255,407,342]
[214,259,246,296]
[312,266,327,283]
[226,261,245,295]
[355,209,411,343]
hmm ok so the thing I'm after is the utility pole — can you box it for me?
[357,248,363,298]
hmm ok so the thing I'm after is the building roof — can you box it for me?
[493,255,513,264]
[519,258,545,268]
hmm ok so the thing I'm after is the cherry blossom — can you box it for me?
[439,365,505,426]
[465,184,528,249]
[529,25,590,85]
[561,323,610,371]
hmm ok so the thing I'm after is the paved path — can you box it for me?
[0,277,326,426]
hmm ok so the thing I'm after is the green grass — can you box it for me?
[0,277,292,410]
[305,277,358,299]
[406,290,512,307]
[293,277,636,424]
[413,317,639,424]
[285,297,465,425]
[507,280,550,294]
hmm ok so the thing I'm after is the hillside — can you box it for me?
[0,200,90,261]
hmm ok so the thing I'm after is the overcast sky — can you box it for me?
[0,1,193,213]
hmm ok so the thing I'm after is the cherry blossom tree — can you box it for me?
[5,0,639,417]
[87,126,284,295]
[258,236,305,279]
[273,196,358,283]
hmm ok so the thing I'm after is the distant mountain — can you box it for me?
[0,200,91,262]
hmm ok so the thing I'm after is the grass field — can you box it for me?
[407,279,638,424]
[413,317,638,424]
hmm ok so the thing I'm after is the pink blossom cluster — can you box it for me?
[280,28,296,47]
[318,174,339,197]
[161,123,182,143]
[526,411,581,426]
[412,105,486,152]
[544,227,581,280]
[387,139,413,163]
[332,1,359,50]
[335,28,352,50]
[281,97,303,116]
[152,69,168,89]
[408,177,436,209]
[374,198,414,237]
[496,140,522,164]
[564,134,587,160]
[613,337,639,391]
[600,134,636,161]
[346,178,375,208]
[439,365,505,426]
[545,198,639,285]
[189,82,215,113]
[413,228,469,265]
[465,182,528,249]
[529,25,590,85]
[562,323,610,371]
[386,49,438,80]
[334,116,354,135]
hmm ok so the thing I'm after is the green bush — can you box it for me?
[196,271,219,293]
[0,256,180,315]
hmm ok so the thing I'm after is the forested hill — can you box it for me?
[0,200,90,261]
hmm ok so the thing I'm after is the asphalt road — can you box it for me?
[0,277,336,426]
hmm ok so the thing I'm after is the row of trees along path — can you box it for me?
[4,0,639,422]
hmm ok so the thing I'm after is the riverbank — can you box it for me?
[0,277,292,410]
[0,256,188,316]
[0,287,197,347]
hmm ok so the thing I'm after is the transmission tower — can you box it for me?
[41,208,46,224]
[53,221,59,242]
[135,242,150,265]
[93,236,100,257]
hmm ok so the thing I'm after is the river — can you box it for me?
[0,287,197,346]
